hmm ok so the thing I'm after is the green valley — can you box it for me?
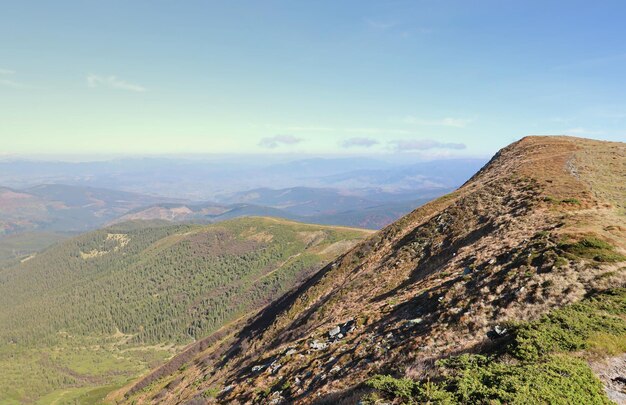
[0,217,371,404]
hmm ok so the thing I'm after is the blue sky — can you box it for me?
[1,0,625,157]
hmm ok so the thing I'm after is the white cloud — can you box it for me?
[389,139,466,151]
[87,74,146,92]
[0,68,15,75]
[258,135,303,149]
[403,116,473,128]
[341,137,379,148]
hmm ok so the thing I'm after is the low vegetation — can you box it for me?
[365,288,625,404]
[0,217,368,403]
[558,236,626,263]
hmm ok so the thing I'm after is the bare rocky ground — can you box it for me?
[592,354,626,404]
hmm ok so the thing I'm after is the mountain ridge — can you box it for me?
[117,136,626,404]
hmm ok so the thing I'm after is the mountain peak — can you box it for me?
[116,136,626,404]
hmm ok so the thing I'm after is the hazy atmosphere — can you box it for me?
[1,2,625,405]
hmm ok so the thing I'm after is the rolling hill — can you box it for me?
[0,184,184,235]
[117,136,626,404]
[112,188,436,231]
[0,217,371,404]
[0,184,186,269]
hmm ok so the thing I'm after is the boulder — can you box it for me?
[310,340,327,350]
[328,326,341,338]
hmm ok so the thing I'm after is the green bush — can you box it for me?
[558,237,626,263]
[365,289,626,404]
[365,375,454,404]
[440,354,610,404]
[511,289,626,361]
[366,374,416,400]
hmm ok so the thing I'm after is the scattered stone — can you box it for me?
[310,340,327,350]
[487,324,509,340]
[343,319,356,334]
[495,325,507,335]
[251,364,266,373]
[285,348,297,356]
[220,384,235,393]
[269,391,285,404]
[327,319,356,341]
[329,326,341,338]
[269,361,282,373]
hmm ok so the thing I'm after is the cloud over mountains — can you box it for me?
[258,135,303,148]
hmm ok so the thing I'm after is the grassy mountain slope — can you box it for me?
[0,217,370,404]
[119,136,626,404]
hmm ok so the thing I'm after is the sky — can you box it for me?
[1,0,625,158]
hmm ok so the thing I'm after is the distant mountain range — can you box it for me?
[0,157,486,200]
[119,136,626,405]
[114,187,436,230]
[0,184,185,235]
[0,157,486,267]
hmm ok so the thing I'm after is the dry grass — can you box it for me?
[118,136,626,404]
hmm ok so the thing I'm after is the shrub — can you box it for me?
[510,289,626,361]
[365,289,626,404]
[202,386,221,398]
[368,355,610,405]
[558,237,626,263]
[366,374,417,400]
[439,354,610,405]
[561,198,581,204]
[365,374,454,404]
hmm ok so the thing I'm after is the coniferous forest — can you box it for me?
[0,217,369,403]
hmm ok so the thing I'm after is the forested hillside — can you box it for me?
[0,217,370,404]
[119,137,626,404]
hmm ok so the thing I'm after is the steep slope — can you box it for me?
[0,217,370,404]
[119,136,626,404]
